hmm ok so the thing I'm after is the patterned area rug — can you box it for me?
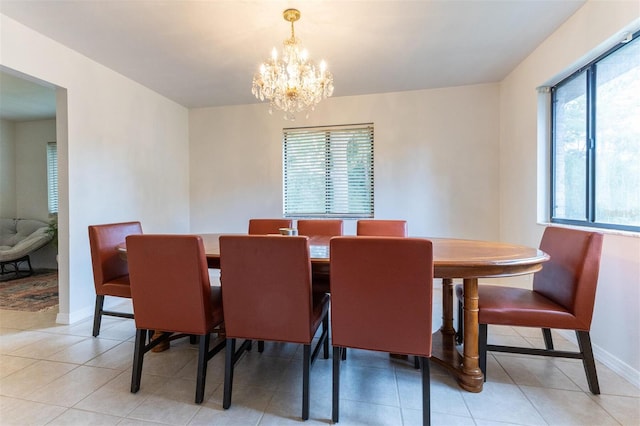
[0,270,58,312]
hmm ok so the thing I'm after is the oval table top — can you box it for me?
[197,233,549,279]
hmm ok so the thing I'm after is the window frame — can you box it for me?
[550,30,639,233]
[283,123,374,219]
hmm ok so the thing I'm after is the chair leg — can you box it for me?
[421,357,431,426]
[302,344,311,420]
[25,255,33,276]
[222,339,236,410]
[195,333,211,404]
[576,331,600,395]
[341,347,347,361]
[414,356,420,369]
[479,323,488,381]
[131,329,147,393]
[258,340,265,352]
[332,346,341,423]
[92,295,105,337]
[456,299,464,344]
[223,338,235,409]
[323,314,330,359]
[542,328,554,350]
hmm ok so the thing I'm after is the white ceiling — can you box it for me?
[0,0,586,120]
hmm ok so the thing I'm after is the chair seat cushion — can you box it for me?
[457,284,583,330]
[100,275,132,298]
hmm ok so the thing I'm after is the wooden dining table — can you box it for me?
[193,233,549,393]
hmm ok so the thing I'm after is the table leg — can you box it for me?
[460,277,484,391]
[440,278,455,335]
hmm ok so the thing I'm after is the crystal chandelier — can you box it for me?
[252,9,334,120]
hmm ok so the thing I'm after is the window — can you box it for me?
[283,124,374,218]
[47,142,58,214]
[551,31,639,232]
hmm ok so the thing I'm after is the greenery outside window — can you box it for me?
[551,31,639,232]
[283,124,374,218]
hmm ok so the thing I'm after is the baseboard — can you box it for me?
[56,304,93,325]
[556,329,640,389]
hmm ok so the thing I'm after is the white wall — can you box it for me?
[0,119,17,218]
[190,84,501,240]
[14,119,55,221]
[499,0,640,382]
[0,15,190,323]
[14,119,57,269]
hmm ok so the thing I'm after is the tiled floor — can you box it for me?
[1,295,638,425]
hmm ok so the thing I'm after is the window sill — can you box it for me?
[537,222,640,239]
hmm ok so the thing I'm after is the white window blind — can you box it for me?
[283,124,374,218]
[47,142,58,214]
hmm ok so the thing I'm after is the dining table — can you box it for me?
[118,233,548,392]
[189,233,549,393]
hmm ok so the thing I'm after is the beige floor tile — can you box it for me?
[397,367,470,417]
[591,393,640,425]
[336,362,400,408]
[259,388,331,424]
[554,358,640,397]
[127,393,201,425]
[27,364,121,406]
[46,335,123,364]
[495,354,581,391]
[0,359,77,398]
[521,385,619,425]
[10,333,87,359]
[0,354,37,378]
[483,353,516,384]
[403,408,476,426]
[330,398,403,425]
[73,369,166,417]
[47,408,122,425]
[0,395,67,425]
[201,384,274,422]
[461,382,546,425]
[0,328,51,354]
[229,352,291,392]
[0,307,638,426]
[86,341,135,370]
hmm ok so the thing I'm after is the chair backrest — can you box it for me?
[297,219,343,237]
[248,219,293,235]
[330,237,433,356]
[88,221,142,290]
[356,220,407,237]
[219,235,314,344]
[126,234,215,335]
[533,227,603,330]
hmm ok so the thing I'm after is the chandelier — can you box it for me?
[251,9,334,120]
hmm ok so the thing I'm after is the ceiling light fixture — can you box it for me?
[251,9,334,120]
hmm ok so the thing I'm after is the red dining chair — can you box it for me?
[247,218,294,352]
[219,235,330,421]
[356,219,407,237]
[455,227,604,394]
[88,221,142,337]
[126,234,225,404]
[297,219,344,237]
[330,237,434,425]
[248,218,293,235]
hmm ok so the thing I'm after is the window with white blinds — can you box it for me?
[46,142,58,214]
[283,124,374,218]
